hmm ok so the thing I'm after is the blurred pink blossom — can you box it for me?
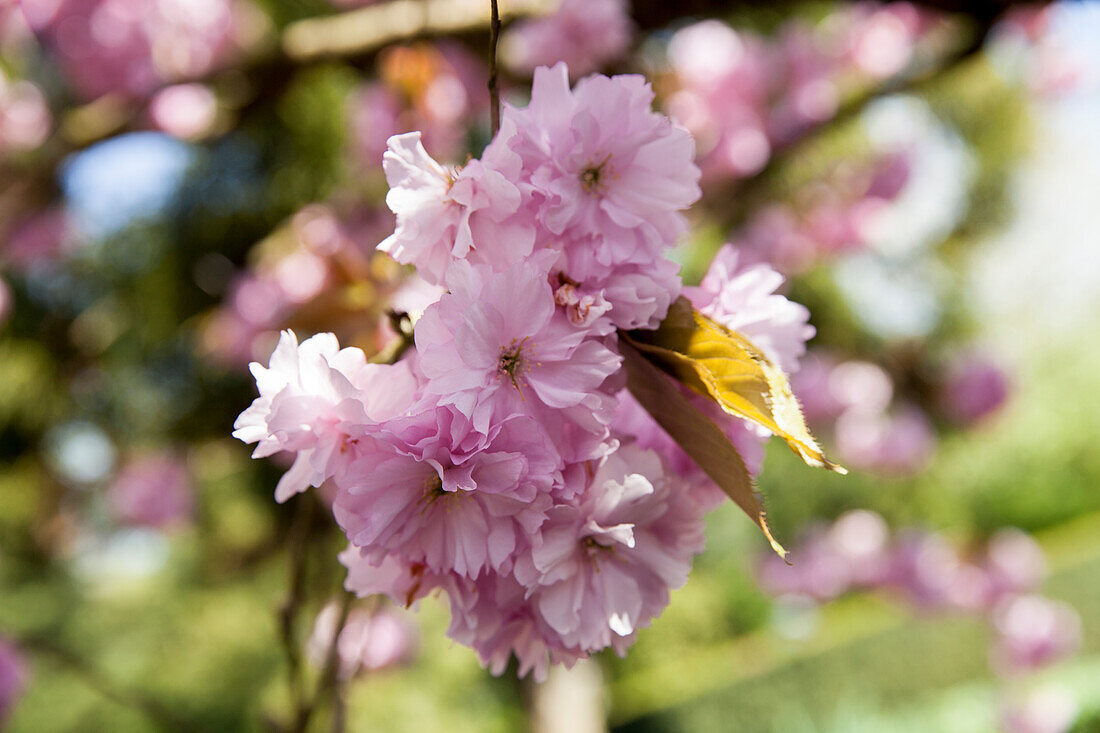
[1000,685,1078,733]
[842,3,922,79]
[2,208,74,271]
[0,278,12,327]
[0,638,28,723]
[348,83,403,171]
[991,594,1082,673]
[349,42,490,169]
[835,404,936,475]
[148,83,217,139]
[307,602,418,679]
[107,451,193,529]
[502,0,633,78]
[666,9,933,184]
[985,528,1046,600]
[940,354,1011,426]
[0,73,51,154]
[23,0,242,100]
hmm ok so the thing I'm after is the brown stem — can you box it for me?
[294,592,355,732]
[488,0,502,136]
[279,494,316,728]
[369,310,415,364]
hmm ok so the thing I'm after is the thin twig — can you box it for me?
[369,310,416,364]
[279,495,316,728]
[488,0,502,136]
[293,592,355,733]
[20,636,179,729]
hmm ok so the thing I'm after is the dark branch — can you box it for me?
[295,592,355,733]
[489,0,503,136]
[20,636,179,729]
[279,494,316,728]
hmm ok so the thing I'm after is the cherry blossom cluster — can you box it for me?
[502,0,633,79]
[757,511,1083,733]
[307,602,418,680]
[235,64,816,679]
[21,0,246,101]
[794,349,1010,476]
[665,6,938,181]
[349,43,490,172]
[201,204,427,368]
[730,151,913,275]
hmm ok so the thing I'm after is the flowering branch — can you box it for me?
[717,10,1004,228]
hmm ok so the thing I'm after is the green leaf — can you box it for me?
[625,296,846,475]
[620,340,788,559]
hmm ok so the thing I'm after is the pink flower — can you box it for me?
[666,21,771,179]
[494,64,700,326]
[685,247,814,374]
[340,547,448,609]
[611,387,765,511]
[502,0,633,79]
[553,252,684,331]
[333,412,561,578]
[414,257,621,445]
[107,451,193,529]
[232,330,419,501]
[445,571,587,682]
[512,64,699,249]
[513,445,706,652]
[378,131,533,284]
[307,602,417,679]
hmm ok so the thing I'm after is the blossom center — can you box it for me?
[582,536,614,571]
[419,473,446,503]
[497,337,532,392]
[417,472,454,512]
[579,154,614,194]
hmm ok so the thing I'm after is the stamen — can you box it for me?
[583,536,608,572]
[579,153,614,194]
[497,337,533,397]
[417,473,448,512]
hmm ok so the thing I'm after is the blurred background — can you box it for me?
[0,0,1098,730]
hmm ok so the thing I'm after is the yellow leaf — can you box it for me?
[624,296,846,475]
[621,340,788,559]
